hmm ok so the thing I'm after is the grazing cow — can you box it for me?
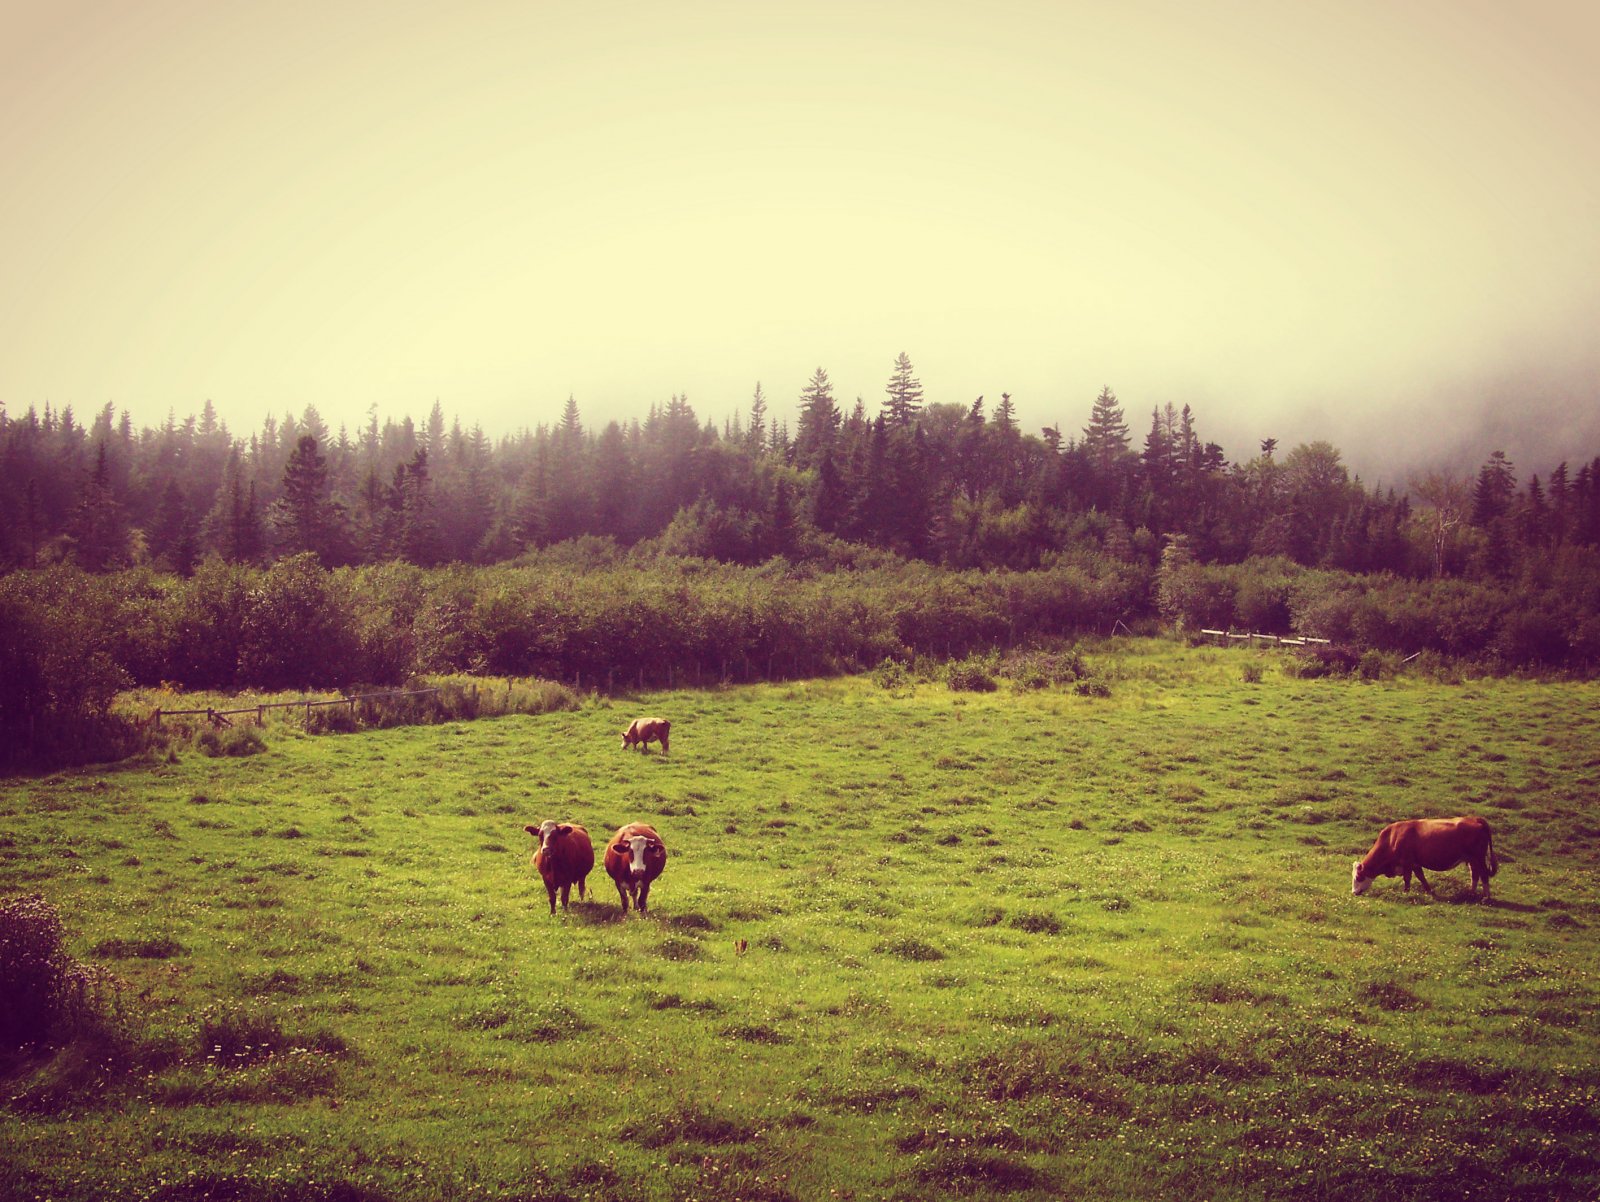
[525,821,594,915]
[620,717,670,754]
[604,822,668,914]
[1351,816,1499,900]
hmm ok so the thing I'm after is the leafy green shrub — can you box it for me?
[197,724,266,757]
[1358,649,1401,680]
[1072,670,1112,697]
[304,703,361,734]
[945,654,998,693]
[1240,660,1264,684]
[872,659,913,691]
[999,645,1092,690]
[1,894,119,1048]
[1287,645,1360,678]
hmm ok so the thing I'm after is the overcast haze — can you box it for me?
[3,0,1598,485]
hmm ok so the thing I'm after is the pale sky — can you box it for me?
[3,0,1598,481]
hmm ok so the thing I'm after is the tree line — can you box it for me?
[5,356,1598,579]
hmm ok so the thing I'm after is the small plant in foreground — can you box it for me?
[1,894,122,1049]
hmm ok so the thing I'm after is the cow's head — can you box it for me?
[619,727,633,749]
[528,821,570,852]
[1351,861,1373,895]
[619,834,662,876]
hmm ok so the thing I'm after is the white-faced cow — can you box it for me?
[621,717,670,754]
[604,822,668,914]
[1351,816,1498,901]
[525,821,594,915]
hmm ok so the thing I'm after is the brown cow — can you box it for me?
[525,821,594,915]
[621,717,670,754]
[1351,816,1498,900]
[604,822,668,914]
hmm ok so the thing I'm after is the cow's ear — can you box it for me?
[524,824,538,836]
[556,824,572,836]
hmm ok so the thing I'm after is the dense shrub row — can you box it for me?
[1157,550,1600,670]
[6,538,1600,771]
[0,551,1149,768]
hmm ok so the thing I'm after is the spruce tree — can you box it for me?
[884,352,924,427]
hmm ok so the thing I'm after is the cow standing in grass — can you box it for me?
[525,821,594,915]
[1351,816,1499,900]
[604,823,668,914]
[621,717,670,754]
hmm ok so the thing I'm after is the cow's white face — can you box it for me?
[538,821,570,852]
[626,835,651,875]
[1351,861,1372,895]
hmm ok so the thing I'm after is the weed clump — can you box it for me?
[877,936,946,962]
[197,725,266,757]
[999,644,1109,696]
[90,936,185,960]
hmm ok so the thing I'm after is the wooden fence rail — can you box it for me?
[150,687,442,730]
[1199,629,1332,647]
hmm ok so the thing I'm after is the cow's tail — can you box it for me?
[1486,828,1500,878]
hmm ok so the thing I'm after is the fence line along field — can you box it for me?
[2,640,1598,1201]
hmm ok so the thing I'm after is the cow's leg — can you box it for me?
[1413,867,1431,894]
[560,883,572,910]
[637,880,651,914]
[615,880,631,912]
[545,883,558,915]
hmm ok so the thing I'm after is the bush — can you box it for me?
[1358,649,1401,681]
[1,894,119,1049]
[197,724,267,757]
[999,646,1090,690]
[945,657,998,693]
[1287,645,1360,678]
[1241,661,1264,684]
[873,659,913,691]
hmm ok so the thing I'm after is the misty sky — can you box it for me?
[3,0,1598,485]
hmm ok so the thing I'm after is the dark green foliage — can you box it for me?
[0,894,118,1049]
[197,725,267,757]
[945,655,998,693]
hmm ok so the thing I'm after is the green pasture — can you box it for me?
[3,640,1598,1201]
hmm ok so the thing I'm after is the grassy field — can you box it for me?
[3,639,1598,1201]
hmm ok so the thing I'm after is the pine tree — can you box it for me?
[269,435,345,564]
[884,352,924,427]
[1471,451,1516,526]
[793,368,840,470]
[70,443,128,570]
[1081,387,1131,508]
[747,383,767,456]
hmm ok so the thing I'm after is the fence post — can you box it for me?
[153,708,162,730]
[257,706,265,727]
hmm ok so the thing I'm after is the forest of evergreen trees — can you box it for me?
[4,355,1600,768]
[5,355,1598,577]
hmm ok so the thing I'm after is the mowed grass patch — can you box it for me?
[2,640,1598,1201]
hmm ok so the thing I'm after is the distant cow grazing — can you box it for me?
[1352,816,1499,901]
[604,822,668,914]
[621,717,670,754]
[525,821,595,915]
